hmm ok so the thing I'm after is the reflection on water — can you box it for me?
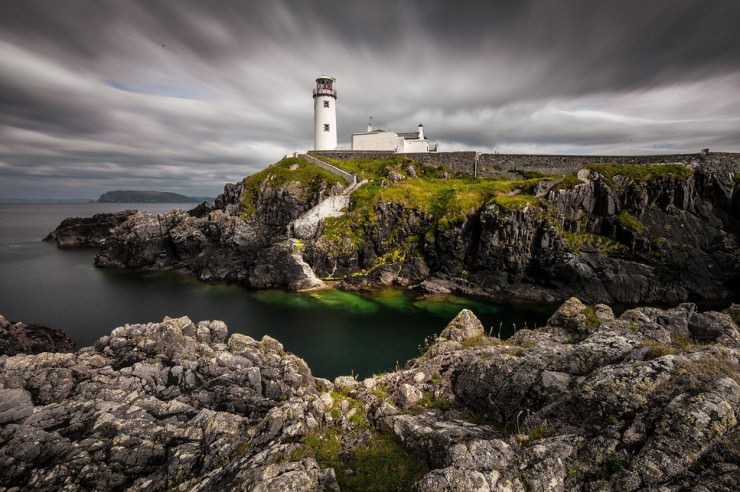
[0,203,555,378]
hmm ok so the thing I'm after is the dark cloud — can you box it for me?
[0,0,738,198]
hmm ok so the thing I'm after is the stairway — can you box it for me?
[288,155,365,240]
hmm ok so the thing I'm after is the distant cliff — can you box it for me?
[97,190,200,203]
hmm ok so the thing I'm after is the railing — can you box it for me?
[313,88,337,98]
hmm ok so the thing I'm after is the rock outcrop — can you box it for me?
[0,314,334,490]
[92,156,345,290]
[45,210,137,248]
[1,300,737,490]
[47,157,740,304]
[0,314,75,356]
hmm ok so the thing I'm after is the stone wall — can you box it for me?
[310,150,394,161]
[310,150,740,177]
[311,151,479,175]
[477,152,740,176]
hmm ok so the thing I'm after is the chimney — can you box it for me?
[418,123,424,139]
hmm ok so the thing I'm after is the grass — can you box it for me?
[293,428,428,491]
[552,173,584,191]
[314,156,555,269]
[562,231,626,254]
[421,392,450,411]
[584,306,600,328]
[617,210,645,233]
[239,157,345,217]
[319,157,549,245]
[461,334,508,348]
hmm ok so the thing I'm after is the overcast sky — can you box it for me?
[1,0,739,199]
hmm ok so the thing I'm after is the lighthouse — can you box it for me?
[313,75,337,150]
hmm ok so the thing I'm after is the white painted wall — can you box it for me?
[401,139,432,153]
[314,95,337,150]
[351,131,403,151]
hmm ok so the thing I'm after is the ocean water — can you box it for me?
[0,203,554,378]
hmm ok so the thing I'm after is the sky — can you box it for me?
[0,1,739,199]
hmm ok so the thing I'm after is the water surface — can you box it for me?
[0,203,554,378]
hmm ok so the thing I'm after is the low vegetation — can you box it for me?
[617,210,645,233]
[561,231,626,254]
[240,157,345,217]
[551,173,584,190]
[317,156,551,255]
[293,427,427,491]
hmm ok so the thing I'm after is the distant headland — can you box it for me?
[97,190,209,203]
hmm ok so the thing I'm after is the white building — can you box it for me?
[313,75,337,150]
[351,120,437,153]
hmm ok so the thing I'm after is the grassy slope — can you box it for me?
[237,157,696,269]
[239,157,345,217]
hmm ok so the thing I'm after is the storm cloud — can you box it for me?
[0,0,738,199]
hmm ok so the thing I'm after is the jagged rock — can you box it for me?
[1,299,738,490]
[0,388,34,424]
[44,210,137,248]
[399,383,423,408]
[333,375,358,393]
[0,315,76,356]
[546,296,590,335]
[439,309,484,342]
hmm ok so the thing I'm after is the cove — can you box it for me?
[0,203,554,379]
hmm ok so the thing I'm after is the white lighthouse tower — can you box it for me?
[313,75,337,150]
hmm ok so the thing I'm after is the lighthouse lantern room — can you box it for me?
[313,75,337,150]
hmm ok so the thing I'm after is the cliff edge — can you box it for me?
[46,155,740,305]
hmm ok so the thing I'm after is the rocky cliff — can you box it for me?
[46,155,740,304]
[1,300,737,490]
[45,210,137,248]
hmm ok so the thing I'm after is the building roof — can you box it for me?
[351,129,426,140]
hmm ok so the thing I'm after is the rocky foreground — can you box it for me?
[1,299,738,490]
[0,314,75,357]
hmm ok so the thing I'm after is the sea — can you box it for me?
[0,203,554,378]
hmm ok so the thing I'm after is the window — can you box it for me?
[323,124,330,132]
[323,100,330,108]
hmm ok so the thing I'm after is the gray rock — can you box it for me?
[439,309,484,342]
[1,299,738,491]
[0,388,34,424]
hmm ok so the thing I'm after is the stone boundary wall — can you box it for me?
[478,152,740,176]
[309,150,394,161]
[311,150,479,175]
[310,150,740,177]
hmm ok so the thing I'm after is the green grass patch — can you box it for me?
[461,334,507,348]
[552,173,584,191]
[239,157,345,217]
[295,428,428,491]
[617,210,645,233]
[562,231,626,254]
[313,156,556,264]
[584,306,600,328]
[491,193,541,210]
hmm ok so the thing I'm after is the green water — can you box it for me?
[0,203,555,379]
